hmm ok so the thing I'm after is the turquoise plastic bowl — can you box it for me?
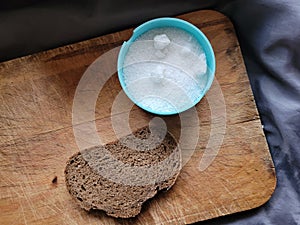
[117,17,215,115]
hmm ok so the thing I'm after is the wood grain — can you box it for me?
[0,10,276,225]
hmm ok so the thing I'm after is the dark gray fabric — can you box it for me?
[1,1,300,224]
[0,0,218,62]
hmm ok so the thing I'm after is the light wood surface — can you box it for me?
[0,10,276,225]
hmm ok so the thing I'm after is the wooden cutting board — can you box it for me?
[0,10,276,225]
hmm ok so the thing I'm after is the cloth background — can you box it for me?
[1,1,299,224]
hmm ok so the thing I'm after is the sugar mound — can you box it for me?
[123,27,207,113]
[153,34,171,50]
[150,65,165,84]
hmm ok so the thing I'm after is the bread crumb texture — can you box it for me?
[65,127,181,218]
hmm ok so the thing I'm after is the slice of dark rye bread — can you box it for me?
[65,126,181,218]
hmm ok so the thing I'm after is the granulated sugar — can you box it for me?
[123,27,207,113]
